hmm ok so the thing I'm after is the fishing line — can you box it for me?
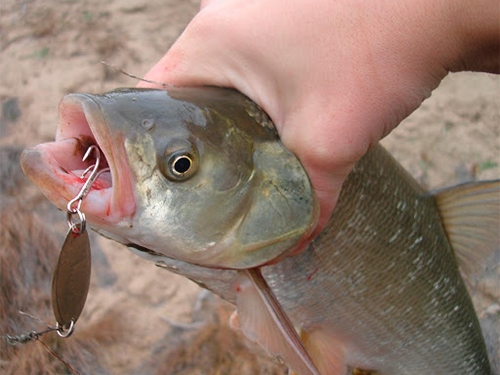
[2,311,78,374]
[36,337,82,375]
[101,60,172,88]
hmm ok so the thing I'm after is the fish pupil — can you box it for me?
[173,156,191,175]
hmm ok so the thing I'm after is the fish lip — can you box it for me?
[22,93,136,225]
[59,93,136,223]
[56,94,113,178]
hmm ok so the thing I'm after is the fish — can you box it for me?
[21,87,498,375]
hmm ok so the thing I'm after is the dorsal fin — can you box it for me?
[434,180,499,285]
[234,268,321,375]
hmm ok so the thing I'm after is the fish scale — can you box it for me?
[262,145,490,374]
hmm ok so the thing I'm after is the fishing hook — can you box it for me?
[66,145,109,233]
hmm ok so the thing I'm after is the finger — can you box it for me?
[278,91,378,236]
[200,0,227,10]
[199,0,211,9]
[139,6,237,89]
[289,138,357,238]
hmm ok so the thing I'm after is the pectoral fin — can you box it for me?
[434,179,499,284]
[235,268,321,375]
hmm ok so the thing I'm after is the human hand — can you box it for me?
[139,0,499,235]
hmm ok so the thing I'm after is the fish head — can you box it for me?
[21,88,318,269]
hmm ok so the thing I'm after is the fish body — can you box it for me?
[21,88,497,374]
[264,147,492,374]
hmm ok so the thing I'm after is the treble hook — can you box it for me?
[66,145,109,233]
[67,145,104,211]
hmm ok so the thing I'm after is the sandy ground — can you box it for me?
[0,1,499,374]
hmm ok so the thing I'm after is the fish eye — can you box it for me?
[160,140,199,181]
[171,154,192,176]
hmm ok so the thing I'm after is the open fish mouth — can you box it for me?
[21,94,136,225]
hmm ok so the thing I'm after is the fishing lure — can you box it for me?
[6,145,108,342]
